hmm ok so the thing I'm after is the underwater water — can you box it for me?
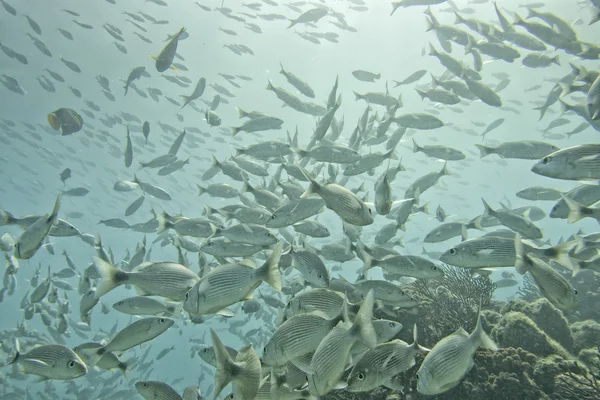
[0,0,600,399]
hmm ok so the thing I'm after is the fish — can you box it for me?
[514,234,578,310]
[352,70,381,82]
[211,329,262,400]
[14,196,60,259]
[532,144,600,180]
[307,290,376,396]
[152,27,186,72]
[416,311,498,395]
[288,8,328,28]
[47,108,83,135]
[124,66,146,95]
[136,381,183,400]
[280,63,315,98]
[301,168,373,226]
[180,78,206,109]
[88,317,174,366]
[93,257,200,300]
[8,340,87,380]
[347,325,429,392]
[183,242,282,316]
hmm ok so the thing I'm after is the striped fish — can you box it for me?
[347,325,428,392]
[9,341,87,380]
[290,247,330,288]
[531,144,600,180]
[307,290,376,397]
[93,258,200,301]
[416,313,497,395]
[183,242,282,316]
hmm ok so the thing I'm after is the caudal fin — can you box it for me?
[472,311,498,351]
[211,328,237,399]
[350,289,376,349]
[561,194,586,224]
[93,256,126,298]
[475,144,493,158]
[156,211,173,234]
[514,233,531,275]
[260,242,283,291]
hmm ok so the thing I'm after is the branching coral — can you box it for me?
[516,272,541,301]
[406,264,494,344]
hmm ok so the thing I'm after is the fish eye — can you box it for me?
[432,266,437,271]
[449,248,457,255]
[389,322,395,327]
[159,318,166,323]
[263,347,267,354]
[368,208,372,215]
[357,372,365,380]
[286,302,291,308]
[143,382,149,388]
[573,289,578,295]
[416,373,419,380]
[185,292,189,300]
[270,215,276,219]
[118,301,124,306]
[541,156,551,164]
[317,274,323,279]
[68,361,76,368]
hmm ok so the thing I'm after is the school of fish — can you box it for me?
[0,0,599,399]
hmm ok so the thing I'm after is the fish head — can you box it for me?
[308,269,330,289]
[265,211,286,228]
[197,345,216,366]
[346,364,378,392]
[57,354,88,379]
[427,264,445,279]
[439,243,476,268]
[416,366,438,395]
[261,338,284,367]
[531,153,567,178]
[183,282,201,315]
[374,320,403,341]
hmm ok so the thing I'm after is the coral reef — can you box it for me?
[404,264,494,344]
[491,311,571,359]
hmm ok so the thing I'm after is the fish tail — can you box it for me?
[359,251,374,273]
[48,195,61,225]
[473,310,498,351]
[525,8,536,19]
[415,89,427,100]
[295,148,308,159]
[266,80,275,92]
[156,211,172,234]
[353,91,363,101]
[475,144,493,157]
[553,54,560,66]
[418,202,429,215]
[428,43,438,56]
[92,256,127,298]
[412,139,421,153]
[6,338,20,366]
[350,289,376,349]
[230,126,241,136]
[196,184,205,196]
[235,107,247,119]
[118,358,134,377]
[561,194,585,224]
[87,347,106,368]
[481,198,494,218]
[299,167,320,197]
[211,329,237,398]
[261,242,283,291]
[513,233,531,275]
[410,324,431,353]
[546,240,576,271]
[0,209,15,226]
